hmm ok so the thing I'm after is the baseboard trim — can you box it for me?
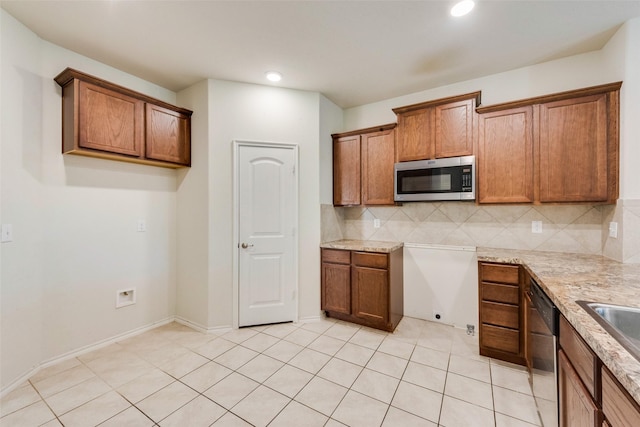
[1,316,175,399]
[174,316,232,335]
[298,315,322,324]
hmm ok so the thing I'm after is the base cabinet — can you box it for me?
[602,366,640,427]
[559,349,601,427]
[321,247,403,332]
[478,262,525,365]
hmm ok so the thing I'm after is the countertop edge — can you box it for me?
[320,239,404,253]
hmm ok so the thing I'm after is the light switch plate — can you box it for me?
[1,224,13,243]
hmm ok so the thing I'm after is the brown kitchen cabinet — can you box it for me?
[559,349,601,427]
[557,313,640,427]
[538,91,615,203]
[54,67,192,168]
[476,106,534,203]
[558,315,601,427]
[476,82,621,204]
[321,247,403,332]
[393,92,480,162]
[478,262,525,365]
[332,124,396,206]
[602,366,640,427]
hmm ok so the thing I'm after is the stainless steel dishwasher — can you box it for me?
[528,278,559,427]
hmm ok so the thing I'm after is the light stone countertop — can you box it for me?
[320,239,403,253]
[477,247,640,405]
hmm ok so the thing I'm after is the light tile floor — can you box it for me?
[1,317,542,427]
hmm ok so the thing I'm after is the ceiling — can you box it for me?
[2,1,640,108]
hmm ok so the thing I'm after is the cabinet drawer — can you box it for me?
[480,263,519,285]
[322,249,351,264]
[559,315,597,398]
[602,367,640,427]
[481,324,520,354]
[353,252,388,269]
[481,282,519,304]
[481,301,519,329]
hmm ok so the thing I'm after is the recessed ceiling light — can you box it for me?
[451,0,475,17]
[265,71,282,82]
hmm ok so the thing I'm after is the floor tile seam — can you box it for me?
[491,382,536,398]
[27,376,74,425]
[40,375,115,418]
[349,365,401,406]
[0,384,43,419]
[94,395,156,427]
[127,383,202,425]
[0,395,60,426]
[225,384,293,426]
[29,357,94,396]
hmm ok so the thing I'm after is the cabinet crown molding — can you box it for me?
[476,81,622,114]
[391,91,481,115]
[54,67,193,116]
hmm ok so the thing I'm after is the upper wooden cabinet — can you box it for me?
[55,68,192,168]
[332,124,396,206]
[538,93,611,203]
[477,82,621,204]
[393,92,480,162]
[477,106,534,203]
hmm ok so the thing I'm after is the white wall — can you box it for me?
[1,10,179,391]
[204,80,326,327]
[319,95,344,205]
[343,50,615,131]
[175,80,211,328]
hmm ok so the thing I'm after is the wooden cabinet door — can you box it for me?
[559,350,600,427]
[435,98,474,158]
[477,107,534,203]
[352,266,388,325]
[538,94,608,202]
[145,104,191,165]
[321,262,351,315]
[602,367,640,427]
[78,81,144,157]
[396,108,434,162]
[361,128,395,205]
[333,135,361,205]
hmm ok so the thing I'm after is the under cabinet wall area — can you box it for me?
[55,67,192,168]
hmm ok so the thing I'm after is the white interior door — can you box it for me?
[238,143,297,327]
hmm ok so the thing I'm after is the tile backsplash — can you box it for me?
[322,202,608,255]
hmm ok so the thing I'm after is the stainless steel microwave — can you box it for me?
[394,155,475,202]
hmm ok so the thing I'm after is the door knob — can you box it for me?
[241,243,254,249]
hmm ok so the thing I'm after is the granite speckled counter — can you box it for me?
[320,239,403,253]
[477,247,640,405]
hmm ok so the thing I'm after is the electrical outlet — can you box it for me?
[531,221,542,234]
[609,221,618,238]
[373,218,381,229]
[137,219,146,232]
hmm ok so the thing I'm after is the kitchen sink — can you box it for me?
[577,301,640,362]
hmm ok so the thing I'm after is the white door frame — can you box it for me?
[232,140,299,329]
